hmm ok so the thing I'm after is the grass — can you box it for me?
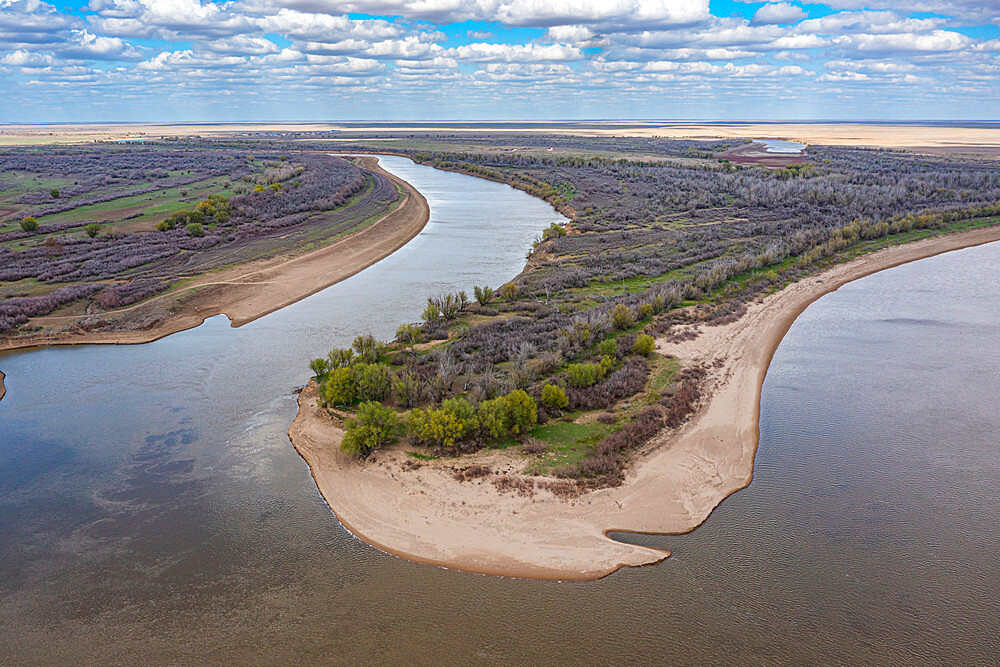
[525,417,616,474]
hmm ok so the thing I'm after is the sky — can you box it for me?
[0,0,998,122]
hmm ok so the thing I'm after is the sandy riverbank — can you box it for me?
[289,225,1000,581]
[0,158,429,355]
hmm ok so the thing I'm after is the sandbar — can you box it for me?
[288,225,1000,581]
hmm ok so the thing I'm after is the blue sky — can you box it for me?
[0,0,998,121]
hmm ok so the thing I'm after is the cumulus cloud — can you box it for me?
[752,3,806,26]
[2,0,999,119]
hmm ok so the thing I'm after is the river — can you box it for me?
[1,157,997,664]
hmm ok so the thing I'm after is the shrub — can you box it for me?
[477,398,511,440]
[341,402,400,458]
[566,362,606,388]
[597,338,618,358]
[355,363,392,402]
[407,407,466,448]
[396,323,421,348]
[422,302,440,323]
[83,223,101,238]
[504,389,538,434]
[441,396,479,434]
[309,357,330,381]
[541,384,568,410]
[19,217,38,232]
[611,304,635,330]
[322,366,357,406]
[632,334,655,357]
[155,221,171,232]
[500,282,519,302]
[327,347,355,368]
[185,223,204,237]
[392,370,421,407]
[352,334,386,364]
[50,189,60,198]
[473,285,494,305]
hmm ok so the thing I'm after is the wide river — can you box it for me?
[1,157,998,664]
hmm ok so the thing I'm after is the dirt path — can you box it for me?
[0,157,429,353]
[289,226,1000,581]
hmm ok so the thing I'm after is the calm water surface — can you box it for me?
[757,139,806,154]
[1,158,998,664]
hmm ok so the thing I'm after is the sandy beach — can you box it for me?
[289,225,1000,581]
[0,158,429,355]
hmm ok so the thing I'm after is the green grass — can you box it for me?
[525,417,616,474]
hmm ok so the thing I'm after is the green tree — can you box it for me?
[504,389,537,435]
[422,301,440,323]
[395,323,421,349]
[473,285,494,306]
[355,363,392,402]
[499,282,519,303]
[632,334,655,357]
[541,384,568,410]
[83,223,101,238]
[407,407,466,447]
[19,217,38,232]
[392,370,421,407]
[341,402,400,458]
[566,362,606,388]
[477,398,510,440]
[442,396,479,435]
[352,334,386,364]
[309,357,330,381]
[185,222,204,237]
[322,366,357,406]
[327,347,355,369]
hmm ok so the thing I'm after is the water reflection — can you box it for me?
[1,160,997,663]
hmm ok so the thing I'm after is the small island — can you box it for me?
[287,134,1000,579]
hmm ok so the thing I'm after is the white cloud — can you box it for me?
[752,3,806,26]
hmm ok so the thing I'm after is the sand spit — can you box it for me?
[289,226,1000,581]
[0,158,429,356]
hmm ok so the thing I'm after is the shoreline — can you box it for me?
[288,225,1000,581]
[0,157,429,356]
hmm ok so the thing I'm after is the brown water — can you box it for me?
[1,158,998,664]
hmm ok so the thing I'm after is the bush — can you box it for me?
[341,402,400,458]
[541,384,569,410]
[441,396,479,434]
[19,217,38,232]
[83,223,101,238]
[597,338,618,358]
[185,222,204,237]
[566,362,606,388]
[632,334,655,357]
[504,389,537,434]
[473,285,494,305]
[355,363,392,402]
[309,357,330,381]
[499,282,519,302]
[50,189,59,198]
[396,323,421,348]
[327,348,355,368]
[611,304,635,330]
[352,334,386,363]
[322,366,357,406]
[477,397,511,440]
[155,220,171,232]
[407,407,466,448]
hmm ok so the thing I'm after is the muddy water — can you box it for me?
[1,157,998,664]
